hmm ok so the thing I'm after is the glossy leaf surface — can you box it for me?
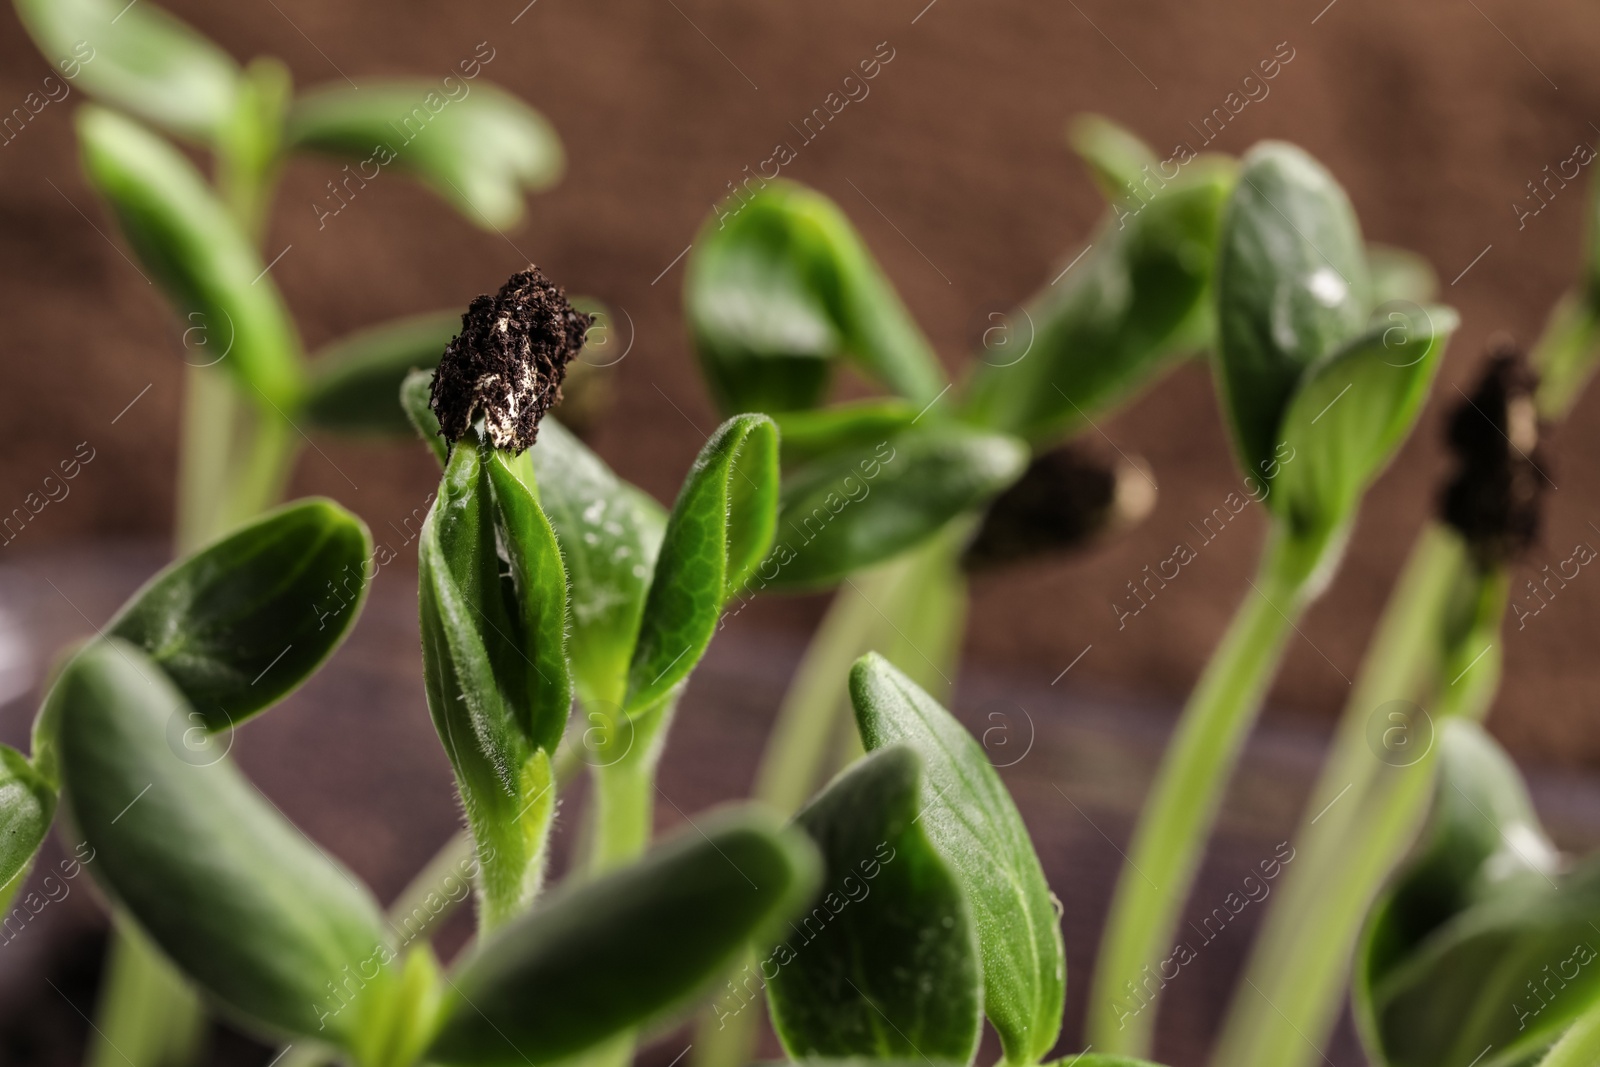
[78,106,303,406]
[851,654,1064,1065]
[16,0,240,140]
[686,181,946,415]
[0,746,55,913]
[304,311,459,435]
[625,414,778,712]
[1213,142,1370,480]
[528,419,667,707]
[289,82,562,231]
[56,639,396,1050]
[108,499,371,731]
[764,426,1026,590]
[428,813,819,1066]
[768,746,981,1063]
[1271,305,1455,534]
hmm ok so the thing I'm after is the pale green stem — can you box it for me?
[1210,526,1467,1067]
[174,368,238,553]
[1536,997,1600,1067]
[755,558,921,815]
[560,698,679,1067]
[219,407,298,532]
[1210,629,1501,1067]
[87,920,205,1067]
[275,743,590,1067]
[1087,523,1336,1056]
[582,697,676,877]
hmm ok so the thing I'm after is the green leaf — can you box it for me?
[767,746,981,1063]
[55,639,398,1053]
[304,311,460,435]
[1358,860,1600,1067]
[427,811,820,1067]
[962,160,1234,444]
[1354,722,1569,1067]
[624,414,778,712]
[15,0,241,141]
[772,400,918,467]
[106,498,371,732]
[1368,244,1438,305]
[528,418,667,708]
[420,440,571,927]
[1270,305,1455,533]
[1213,141,1371,480]
[763,425,1026,591]
[1041,1058,1169,1067]
[401,367,448,466]
[0,746,56,914]
[1360,721,1558,989]
[288,81,563,231]
[1068,114,1159,203]
[850,654,1064,1065]
[77,106,304,407]
[686,181,946,415]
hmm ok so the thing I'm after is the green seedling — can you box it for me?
[1088,141,1458,1055]
[1212,168,1600,1067]
[13,1,569,1055]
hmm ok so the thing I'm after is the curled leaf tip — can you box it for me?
[430,265,593,454]
[1439,338,1549,567]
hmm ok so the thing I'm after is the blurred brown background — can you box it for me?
[3,0,1599,758]
[7,2,1600,1064]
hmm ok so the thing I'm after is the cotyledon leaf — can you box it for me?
[527,418,667,708]
[77,105,304,408]
[15,0,240,141]
[426,811,820,1066]
[106,498,372,732]
[767,746,982,1064]
[288,81,563,232]
[763,424,1027,590]
[850,653,1065,1065]
[1213,141,1371,481]
[624,414,778,713]
[54,638,398,1053]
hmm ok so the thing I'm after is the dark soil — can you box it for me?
[430,265,592,454]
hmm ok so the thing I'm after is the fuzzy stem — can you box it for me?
[1087,522,1336,1056]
